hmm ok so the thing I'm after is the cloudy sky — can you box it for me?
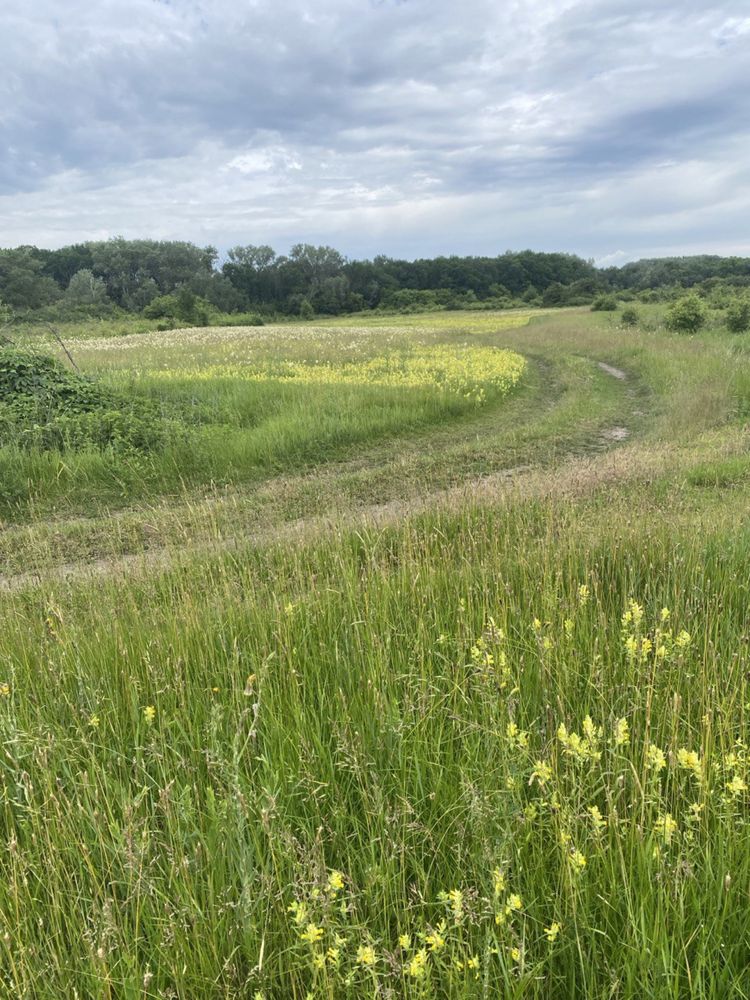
[1,0,749,263]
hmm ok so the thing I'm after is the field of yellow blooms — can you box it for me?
[1,307,750,997]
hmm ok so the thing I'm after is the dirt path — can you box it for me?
[0,358,640,594]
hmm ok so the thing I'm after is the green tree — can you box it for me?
[65,269,111,309]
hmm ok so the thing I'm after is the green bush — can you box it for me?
[665,294,707,334]
[0,347,184,454]
[620,307,639,326]
[726,298,750,333]
[591,294,618,312]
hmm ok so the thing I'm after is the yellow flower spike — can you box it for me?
[654,813,678,844]
[676,747,702,779]
[327,870,345,893]
[143,705,156,725]
[510,946,521,962]
[398,934,411,949]
[530,759,552,786]
[646,743,667,772]
[587,805,606,832]
[492,868,506,895]
[578,584,590,605]
[613,717,630,747]
[569,849,587,872]
[506,893,522,913]
[300,923,324,945]
[544,922,561,944]
[726,775,747,797]
[675,630,691,649]
[408,948,428,978]
[0,682,10,698]
[660,607,671,622]
[355,945,376,966]
[88,713,100,729]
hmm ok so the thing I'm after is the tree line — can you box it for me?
[2,238,750,323]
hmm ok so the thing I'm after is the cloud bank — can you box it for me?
[1,0,749,261]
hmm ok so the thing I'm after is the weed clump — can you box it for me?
[0,348,182,453]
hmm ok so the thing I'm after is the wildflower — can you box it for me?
[726,775,747,798]
[287,900,307,924]
[88,714,100,729]
[564,618,574,639]
[399,934,411,949]
[506,721,529,749]
[300,923,324,945]
[578,584,590,605]
[327,870,345,893]
[447,888,463,920]
[544,922,561,943]
[532,618,542,632]
[660,607,671,622]
[0,683,9,698]
[143,705,156,725]
[244,674,257,696]
[654,813,678,844]
[313,953,325,970]
[530,759,552,786]
[677,748,702,781]
[356,945,376,966]
[326,947,340,965]
[646,743,666,772]
[675,630,691,649]
[506,893,522,913]
[493,868,506,895]
[408,948,428,978]
[467,955,479,971]
[425,927,446,952]
[587,805,606,832]
[569,849,587,872]
[688,801,704,822]
[613,717,630,747]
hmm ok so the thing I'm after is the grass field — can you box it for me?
[1,307,750,998]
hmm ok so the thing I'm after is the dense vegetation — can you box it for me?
[3,239,750,322]
[1,306,750,997]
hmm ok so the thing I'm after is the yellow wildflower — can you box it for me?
[408,948,428,978]
[578,584,590,605]
[569,849,587,872]
[88,714,100,729]
[143,705,156,725]
[646,743,666,772]
[726,775,747,797]
[327,870,345,893]
[677,748,702,781]
[398,934,411,949]
[300,923,324,945]
[587,805,606,832]
[654,813,678,844]
[356,945,376,966]
[613,717,630,746]
[544,922,561,943]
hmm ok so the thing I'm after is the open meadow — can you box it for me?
[1,307,750,998]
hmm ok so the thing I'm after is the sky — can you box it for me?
[1,0,749,264]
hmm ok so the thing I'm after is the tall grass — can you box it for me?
[1,308,749,997]
[1,491,749,997]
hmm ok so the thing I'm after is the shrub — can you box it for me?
[591,294,618,312]
[665,295,706,334]
[726,298,750,333]
[620,307,639,326]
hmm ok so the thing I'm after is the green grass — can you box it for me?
[1,308,750,998]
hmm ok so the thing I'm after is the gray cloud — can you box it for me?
[1,0,748,261]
